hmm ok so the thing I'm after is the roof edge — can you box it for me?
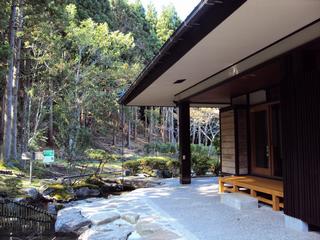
[119,0,247,105]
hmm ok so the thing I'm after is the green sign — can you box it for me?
[43,150,54,163]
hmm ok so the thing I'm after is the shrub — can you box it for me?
[191,144,220,176]
[85,149,116,175]
[123,156,179,177]
[166,159,180,176]
[123,160,141,175]
[209,157,221,175]
[144,143,177,155]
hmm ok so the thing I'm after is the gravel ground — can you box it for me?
[137,177,320,240]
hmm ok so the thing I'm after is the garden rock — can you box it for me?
[47,202,58,215]
[22,187,40,200]
[40,184,76,202]
[75,187,100,198]
[78,219,134,240]
[121,213,140,224]
[55,207,91,235]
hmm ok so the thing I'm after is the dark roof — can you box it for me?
[119,0,246,105]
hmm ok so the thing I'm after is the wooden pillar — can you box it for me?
[178,102,191,184]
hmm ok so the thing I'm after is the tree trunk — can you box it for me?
[148,108,153,144]
[127,113,131,148]
[170,108,175,145]
[144,107,148,138]
[2,0,17,162]
[48,93,53,146]
[0,98,5,158]
[12,0,23,159]
[133,107,137,140]
[69,47,83,158]
[198,124,201,145]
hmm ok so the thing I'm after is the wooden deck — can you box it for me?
[219,176,284,211]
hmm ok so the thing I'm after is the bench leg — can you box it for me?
[219,178,224,193]
[233,185,239,192]
[250,189,257,197]
[272,195,280,211]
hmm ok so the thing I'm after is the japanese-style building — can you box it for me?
[120,0,320,230]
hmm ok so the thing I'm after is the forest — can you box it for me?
[0,0,220,167]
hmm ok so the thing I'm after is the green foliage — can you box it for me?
[191,144,220,176]
[123,159,140,175]
[72,0,111,23]
[156,4,181,45]
[144,142,177,154]
[76,128,93,151]
[28,129,48,151]
[85,149,110,161]
[124,156,179,177]
[0,0,184,160]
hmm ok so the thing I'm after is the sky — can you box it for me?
[138,0,201,20]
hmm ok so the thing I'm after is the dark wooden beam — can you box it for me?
[178,102,191,184]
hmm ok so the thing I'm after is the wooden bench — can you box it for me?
[219,176,284,211]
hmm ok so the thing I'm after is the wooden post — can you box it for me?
[219,177,224,193]
[272,195,280,211]
[178,102,191,184]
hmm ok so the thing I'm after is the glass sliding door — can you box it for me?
[250,103,282,177]
[251,105,272,176]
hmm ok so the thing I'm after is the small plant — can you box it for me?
[85,149,116,175]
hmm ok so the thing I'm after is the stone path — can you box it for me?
[55,188,187,239]
[55,177,320,240]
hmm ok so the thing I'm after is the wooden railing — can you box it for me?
[0,198,55,235]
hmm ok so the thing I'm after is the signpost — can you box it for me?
[43,150,55,164]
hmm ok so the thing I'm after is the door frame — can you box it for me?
[250,101,280,177]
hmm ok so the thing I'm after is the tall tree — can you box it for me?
[156,4,181,45]
[2,0,17,163]
[11,0,24,159]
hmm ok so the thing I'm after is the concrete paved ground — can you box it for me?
[135,177,320,240]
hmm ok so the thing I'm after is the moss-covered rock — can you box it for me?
[40,183,76,202]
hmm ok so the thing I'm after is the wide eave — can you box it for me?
[119,0,320,107]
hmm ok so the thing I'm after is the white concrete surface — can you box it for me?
[135,177,320,240]
[285,215,309,233]
[220,192,258,210]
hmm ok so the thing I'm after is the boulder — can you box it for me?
[22,187,40,200]
[121,213,140,224]
[47,202,57,215]
[78,219,134,240]
[75,187,100,198]
[55,207,91,235]
[40,184,76,202]
[0,192,7,198]
[101,183,123,193]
